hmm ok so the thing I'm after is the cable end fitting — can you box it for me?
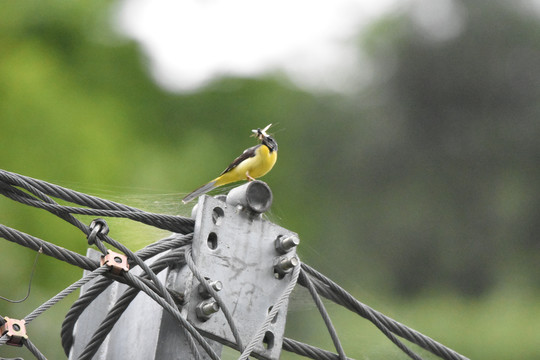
[1,317,28,347]
[100,250,129,275]
[88,218,109,246]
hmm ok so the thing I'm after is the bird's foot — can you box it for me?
[246,172,256,181]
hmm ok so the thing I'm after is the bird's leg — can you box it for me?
[246,172,256,181]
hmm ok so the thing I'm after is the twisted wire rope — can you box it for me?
[0,170,469,360]
[301,264,469,360]
[60,233,193,355]
[23,338,47,360]
[76,249,186,360]
[25,266,109,324]
[238,262,301,360]
[185,246,245,352]
[299,269,347,360]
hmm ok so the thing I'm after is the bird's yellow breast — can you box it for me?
[215,145,277,186]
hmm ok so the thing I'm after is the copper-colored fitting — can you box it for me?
[100,250,129,275]
[1,317,28,347]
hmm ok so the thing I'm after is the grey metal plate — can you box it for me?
[187,195,298,359]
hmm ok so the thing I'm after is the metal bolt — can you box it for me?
[278,256,299,271]
[165,266,191,306]
[198,280,223,299]
[196,299,220,321]
[168,289,185,305]
[275,235,300,254]
[273,256,299,279]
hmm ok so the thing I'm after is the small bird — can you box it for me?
[182,124,278,204]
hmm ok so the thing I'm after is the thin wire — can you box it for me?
[25,266,109,324]
[0,247,42,303]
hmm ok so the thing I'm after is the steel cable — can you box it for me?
[0,170,141,212]
[60,233,193,355]
[118,271,220,360]
[22,338,47,360]
[301,264,469,360]
[0,225,99,271]
[0,170,194,234]
[185,246,245,352]
[282,338,355,360]
[238,262,300,360]
[76,249,186,360]
[25,266,109,324]
[299,269,347,360]
[1,170,469,360]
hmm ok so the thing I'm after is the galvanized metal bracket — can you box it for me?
[186,181,299,360]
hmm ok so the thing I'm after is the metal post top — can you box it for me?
[226,180,273,214]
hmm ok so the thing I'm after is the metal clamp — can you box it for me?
[1,317,28,347]
[100,250,129,274]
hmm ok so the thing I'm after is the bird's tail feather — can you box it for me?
[182,180,218,204]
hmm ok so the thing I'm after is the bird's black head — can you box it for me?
[252,124,277,152]
[262,135,278,152]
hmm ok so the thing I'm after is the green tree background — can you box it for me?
[2,0,540,359]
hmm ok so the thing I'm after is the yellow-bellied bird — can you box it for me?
[182,124,278,203]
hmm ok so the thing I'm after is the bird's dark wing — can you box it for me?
[220,144,260,175]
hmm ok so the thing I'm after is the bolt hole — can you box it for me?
[12,324,20,332]
[207,232,218,250]
[212,207,224,225]
[267,306,278,324]
[262,331,274,350]
[114,256,122,264]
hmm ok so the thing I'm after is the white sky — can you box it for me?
[114,0,400,93]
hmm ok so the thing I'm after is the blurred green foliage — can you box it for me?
[2,0,540,359]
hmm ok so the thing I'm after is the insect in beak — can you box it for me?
[251,124,272,139]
